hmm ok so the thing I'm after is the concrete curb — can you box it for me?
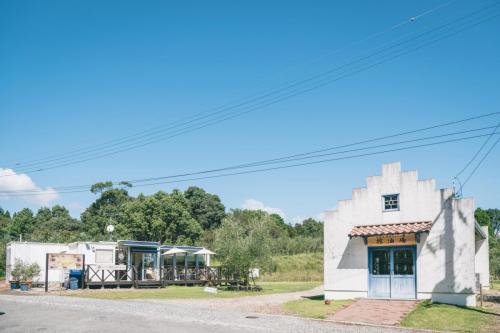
[248,311,451,333]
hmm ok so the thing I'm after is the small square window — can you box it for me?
[383,194,399,211]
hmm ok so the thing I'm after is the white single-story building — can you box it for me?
[6,241,117,284]
[324,162,489,306]
[6,240,213,286]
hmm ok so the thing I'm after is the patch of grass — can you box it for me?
[401,301,500,333]
[282,295,352,319]
[67,282,319,300]
[261,252,323,282]
[491,279,500,291]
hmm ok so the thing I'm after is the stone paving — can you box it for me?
[329,299,419,326]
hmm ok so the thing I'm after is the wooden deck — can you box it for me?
[83,265,244,289]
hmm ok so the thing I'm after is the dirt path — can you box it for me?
[139,285,324,315]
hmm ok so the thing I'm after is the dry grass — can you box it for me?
[260,252,323,282]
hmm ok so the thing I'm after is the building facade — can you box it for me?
[324,162,489,306]
[6,240,212,285]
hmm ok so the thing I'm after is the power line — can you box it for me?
[455,120,500,177]
[2,1,455,169]
[2,115,499,193]
[461,136,500,189]
[4,131,499,197]
[2,130,499,196]
[4,2,497,175]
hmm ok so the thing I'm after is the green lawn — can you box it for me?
[491,279,500,291]
[67,282,319,300]
[401,301,500,333]
[282,295,352,319]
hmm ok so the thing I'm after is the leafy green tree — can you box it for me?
[90,181,114,194]
[31,206,82,243]
[294,218,323,238]
[475,208,500,279]
[184,186,226,230]
[8,208,35,240]
[214,209,274,284]
[0,207,11,276]
[0,208,11,234]
[125,190,202,244]
[268,213,293,238]
[81,183,133,240]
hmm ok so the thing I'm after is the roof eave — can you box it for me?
[474,220,487,240]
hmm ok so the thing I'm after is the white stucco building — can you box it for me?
[324,162,489,306]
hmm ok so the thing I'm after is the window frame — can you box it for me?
[382,193,400,212]
[95,249,114,264]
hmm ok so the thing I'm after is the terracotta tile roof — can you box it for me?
[349,221,432,237]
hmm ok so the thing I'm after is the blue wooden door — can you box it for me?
[368,248,391,298]
[368,247,416,299]
[391,248,416,299]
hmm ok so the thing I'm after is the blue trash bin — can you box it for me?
[69,269,82,288]
[69,277,79,290]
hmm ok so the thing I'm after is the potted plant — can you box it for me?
[16,259,41,291]
[9,259,23,289]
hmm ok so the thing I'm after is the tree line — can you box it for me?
[0,184,323,276]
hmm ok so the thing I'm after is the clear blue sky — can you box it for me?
[1,0,499,221]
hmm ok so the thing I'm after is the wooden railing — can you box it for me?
[84,265,136,288]
[84,265,245,288]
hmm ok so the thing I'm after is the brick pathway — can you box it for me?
[329,299,418,326]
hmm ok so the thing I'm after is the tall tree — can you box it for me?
[0,208,11,238]
[81,183,133,240]
[31,206,82,242]
[475,207,500,279]
[184,186,226,230]
[214,209,275,284]
[9,208,35,240]
[125,190,203,244]
[294,218,323,238]
[0,207,12,276]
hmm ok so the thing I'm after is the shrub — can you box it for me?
[11,258,41,282]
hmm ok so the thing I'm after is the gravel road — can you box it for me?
[0,294,430,333]
[138,285,325,314]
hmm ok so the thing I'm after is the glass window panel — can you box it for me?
[393,250,414,275]
[383,194,399,210]
[371,250,390,275]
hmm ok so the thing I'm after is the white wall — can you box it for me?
[70,242,117,282]
[6,242,68,283]
[6,241,118,284]
[324,162,479,306]
[475,226,490,290]
[68,242,116,266]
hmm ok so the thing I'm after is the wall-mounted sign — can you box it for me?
[48,253,83,270]
[367,234,416,247]
[93,264,126,271]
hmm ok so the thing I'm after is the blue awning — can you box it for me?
[118,240,160,248]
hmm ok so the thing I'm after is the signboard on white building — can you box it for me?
[48,253,83,270]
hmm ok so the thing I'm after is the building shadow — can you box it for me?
[430,190,474,303]
[302,294,324,300]
[337,237,366,269]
